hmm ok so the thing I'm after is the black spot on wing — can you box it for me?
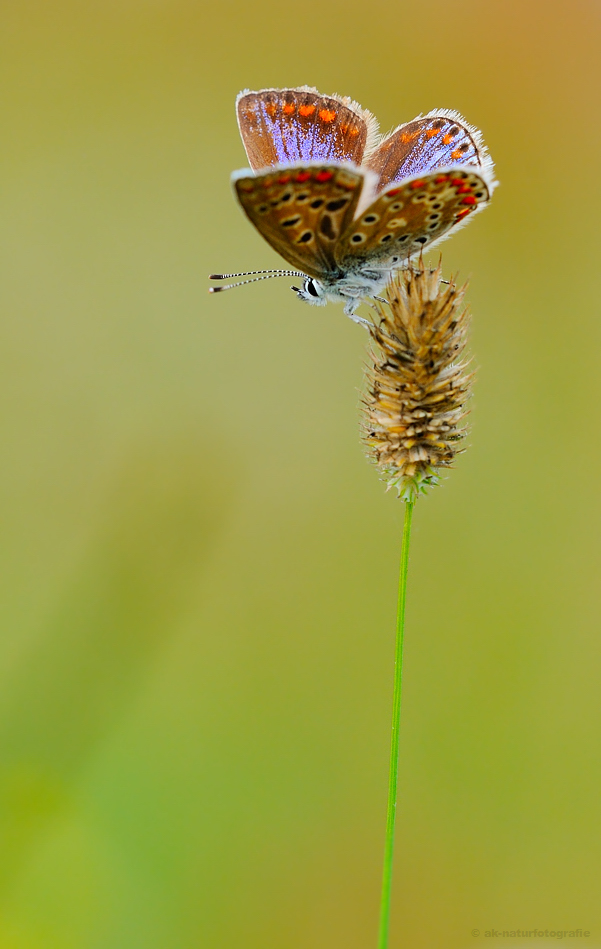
[320,215,336,239]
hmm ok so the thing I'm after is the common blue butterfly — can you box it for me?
[210,87,496,320]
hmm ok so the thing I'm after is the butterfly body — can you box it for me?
[292,269,389,318]
[214,88,497,317]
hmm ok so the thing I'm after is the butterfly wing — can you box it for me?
[233,164,366,279]
[335,167,492,270]
[364,110,494,190]
[236,87,378,172]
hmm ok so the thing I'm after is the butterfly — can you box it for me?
[210,86,497,321]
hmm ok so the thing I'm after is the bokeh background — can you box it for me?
[0,0,600,946]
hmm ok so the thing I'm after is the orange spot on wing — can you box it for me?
[299,104,316,117]
[442,133,454,144]
[265,104,277,117]
[315,169,334,182]
[400,132,419,143]
[426,128,440,138]
[295,171,311,182]
[349,127,360,136]
[450,177,465,186]
[319,108,336,122]
[451,148,463,160]
[461,195,477,205]
[282,103,295,114]
[455,208,472,219]
[435,174,449,183]
[410,179,426,189]
[386,187,402,196]
[456,184,472,193]
[277,174,291,184]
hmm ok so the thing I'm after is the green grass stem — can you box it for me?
[377,498,414,949]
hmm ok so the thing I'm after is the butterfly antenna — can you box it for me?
[209,269,305,280]
[208,272,304,293]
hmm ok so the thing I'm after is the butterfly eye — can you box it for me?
[306,279,320,297]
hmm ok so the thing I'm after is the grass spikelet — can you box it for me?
[363,260,474,501]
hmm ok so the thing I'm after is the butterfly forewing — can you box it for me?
[234,164,365,278]
[365,111,490,190]
[237,88,375,172]
[335,168,491,269]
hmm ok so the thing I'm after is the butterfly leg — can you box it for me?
[406,266,450,285]
[343,299,371,327]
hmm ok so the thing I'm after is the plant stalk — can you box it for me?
[377,498,414,949]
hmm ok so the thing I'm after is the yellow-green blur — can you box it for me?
[0,1,600,946]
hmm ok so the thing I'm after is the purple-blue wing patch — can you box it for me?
[365,111,491,190]
[236,88,373,171]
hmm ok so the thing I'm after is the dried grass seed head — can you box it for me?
[363,260,474,501]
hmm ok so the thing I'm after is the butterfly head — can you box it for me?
[291,276,328,307]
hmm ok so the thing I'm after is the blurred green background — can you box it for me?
[0,0,600,946]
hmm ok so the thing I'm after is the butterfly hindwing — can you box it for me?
[234,164,365,279]
[364,110,492,190]
[236,88,378,172]
[335,167,492,269]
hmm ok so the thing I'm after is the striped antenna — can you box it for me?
[209,269,305,280]
[208,269,305,294]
